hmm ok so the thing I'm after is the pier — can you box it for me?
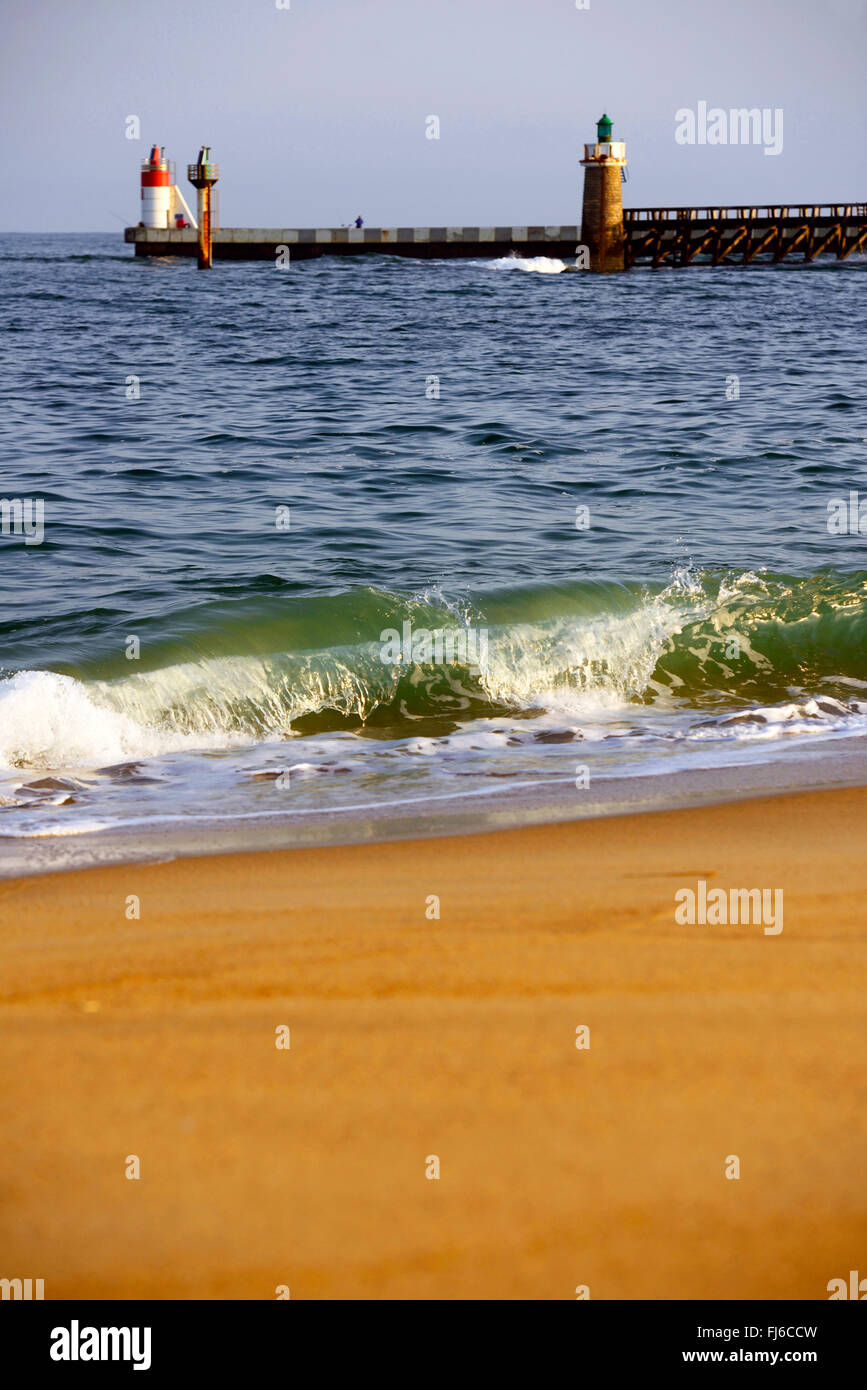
[124,224,582,260]
[124,208,867,267]
[126,117,867,270]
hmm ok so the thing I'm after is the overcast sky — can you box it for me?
[1,0,865,232]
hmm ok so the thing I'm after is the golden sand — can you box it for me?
[1,786,865,1299]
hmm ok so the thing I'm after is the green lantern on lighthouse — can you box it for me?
[596,113,614,143]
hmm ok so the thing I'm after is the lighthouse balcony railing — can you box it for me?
[141,159,176,182]
[583,142,626,161]
[187,164,219,182]
[624,204,867,223]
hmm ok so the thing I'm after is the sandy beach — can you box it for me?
[1,785,865,1300]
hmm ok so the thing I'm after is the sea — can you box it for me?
[0,233,865,874]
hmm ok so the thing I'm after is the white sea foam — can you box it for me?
[0,669,247,769]
[687,697,867,742]
[489,256,567,274]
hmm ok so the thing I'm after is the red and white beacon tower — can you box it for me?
[140,145,173,228]
[139,145,197,231]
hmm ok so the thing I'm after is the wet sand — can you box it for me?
[1,785,865,1299]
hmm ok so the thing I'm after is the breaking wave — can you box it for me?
[1,568,866,769]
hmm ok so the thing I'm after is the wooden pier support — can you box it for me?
[624,205,867,269]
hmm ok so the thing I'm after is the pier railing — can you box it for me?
[625,204,867,222]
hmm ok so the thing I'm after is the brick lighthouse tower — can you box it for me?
[580,114,628,272]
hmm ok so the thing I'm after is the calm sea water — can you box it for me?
[0,234,865,872]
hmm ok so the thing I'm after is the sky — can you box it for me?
[1,0,865,232]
